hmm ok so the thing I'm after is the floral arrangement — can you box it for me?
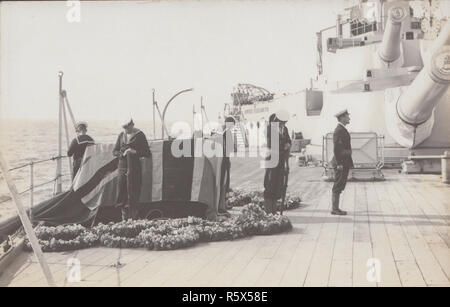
[34,224,87,241]
[227,189,256,207]
[138,225,200,250]
[195,220,245,242]
[234,203,292,235]
[227,189,301,211]
[25,225,99,252]
[25,204,292,252]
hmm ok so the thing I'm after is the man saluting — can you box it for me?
[331,109,353,216]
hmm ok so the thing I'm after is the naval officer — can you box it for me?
[331,109,353,215]
[67,121,95,179]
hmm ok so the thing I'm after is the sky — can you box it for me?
[0,0,340,123]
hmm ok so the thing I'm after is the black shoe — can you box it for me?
[331,209,347,216]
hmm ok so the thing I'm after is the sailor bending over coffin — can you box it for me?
[113,117,151,220]
[67,121,95,180]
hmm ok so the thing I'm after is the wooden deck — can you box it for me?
[0,157,449,287]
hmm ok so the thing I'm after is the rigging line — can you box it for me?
[0,175,70,205]
[5,156,70,172]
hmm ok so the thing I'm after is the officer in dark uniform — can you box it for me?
[331,109,353,215]
[67,121,95,179]
[263,110,291,214]
[113,117,151,221]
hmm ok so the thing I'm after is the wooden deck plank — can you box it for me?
[164,241,236,286]
[302,183,339,286]
[329,183,355,286]
[233,234,286,286]
[279,181,329,286]
[255,233,300,286]
[394,180,450,280]
[125,247,206,286]
[366,182,402,287]
[207,236,268,286]
[232,258,271,286]
[1,167,448,287]
[401,180,449,247]
[416,178,449,216]
[352,242,375,287]
[385,181,448,286]
[396,260,426,287]
[187,239,249,286]
[373,182,416,264]
[352,183,375,287]
[110,255,166,286]
[328,260,353,287]
[303,218,340,286]
[331,185,355,262]
[136,241,216,286]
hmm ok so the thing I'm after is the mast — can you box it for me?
[56,71,63,194]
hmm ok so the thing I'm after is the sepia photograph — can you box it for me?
[0,0,449,292]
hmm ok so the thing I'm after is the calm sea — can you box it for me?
[0,119,159,222]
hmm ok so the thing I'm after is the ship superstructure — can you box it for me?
[225,0,450,171]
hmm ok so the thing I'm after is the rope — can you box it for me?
[0,173,69,205]
[4,155,69,172]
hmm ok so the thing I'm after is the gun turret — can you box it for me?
[386,22,450,148]
[378,3,408,64]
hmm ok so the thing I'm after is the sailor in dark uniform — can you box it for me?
[113,117,151,220]
[331,109,353,215]
[263,110,291,214]
[218,116,236,215]
[67,121,95,179]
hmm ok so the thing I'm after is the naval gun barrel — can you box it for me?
[378,4,407,64]
[397,46,450,125]
[388,22,450,148]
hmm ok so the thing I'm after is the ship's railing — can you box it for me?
[0,155,70,221]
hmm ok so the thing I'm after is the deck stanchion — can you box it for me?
[200,97,204,138]
[0,150,56,287]
[29,161,34,222]
[193,105,196,136]
[56,71,64,194]
[152,89,156,140]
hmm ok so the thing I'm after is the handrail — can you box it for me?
[0,173,69,205]
[4,155,68,172]
[0,155,70,211]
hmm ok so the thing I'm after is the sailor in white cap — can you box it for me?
[263,110,291,214]
[113,117,151,220]
[330,109,353,215]
[67,121,94,179]
[119,117,133,129]
[275,109,290,122]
